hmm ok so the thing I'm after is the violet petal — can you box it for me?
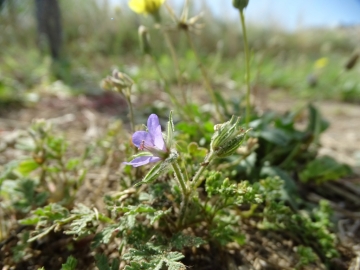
[153,125,166,151]
[132,131,154,148]
[123,156,161,167]
[147,114,160,133]
[147,114,166,151]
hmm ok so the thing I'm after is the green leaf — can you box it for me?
[187,142,207,158]
[307,103,329,134]
[258,128,291,146]
[64,204,102,239]
[61,256,78,270]
[300,156,352,184]
[296,246,318,266]
[15,138,36,151]
[163,252,185,270]
[17,159,40,175]
[95,254,110,270]
[110,258,120,270]
[135,160,169,187]
[13,179,40,212]
[91,224,120,249]
[115,204,157,215]
[170,233,206,249]
[34,192,48,206]
[0,160,19,189]
[205,171,223,197]
[147,208,172,225]
[19,203,69,225]
[66,158,80,170]
[260,167,299,210]
[112,204,170,225]
[125,262,151,270]
[123,246,185,270]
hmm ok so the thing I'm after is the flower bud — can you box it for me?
[210,116,250,158]
[100,77,113,91]
[233,0,249,10]
[108,70,134,92]
[112,70,134,86]
[210,116,241,151]
[215,133,247,158]
[138,25,151,55]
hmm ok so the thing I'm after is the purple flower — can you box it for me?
[124,114,168,167]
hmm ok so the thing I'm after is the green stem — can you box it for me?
[239,10,251,128]
[124,88,135,133]
[172,160,188,196]
[172,160,190,228]
[191,150,216,189]
[149,55,185,118]
[163,30,187,104]
[185,31,223,122]
[177,194,190,228]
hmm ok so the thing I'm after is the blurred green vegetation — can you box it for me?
[1,0,360,104]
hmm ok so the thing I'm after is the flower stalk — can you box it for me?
[191,150,216,189]
[185,31,223,122]
[238,9,251,128]
[124,88,135,133]
[162,29,187,104]
[101,70,135,132]
[171,159,188,197]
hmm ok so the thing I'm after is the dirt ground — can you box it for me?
[1,90,359,169]
[1,92,360,269]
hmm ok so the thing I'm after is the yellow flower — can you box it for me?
[128,0,165,15]
[314,57,328,69]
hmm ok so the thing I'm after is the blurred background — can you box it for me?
[1,0,360,105]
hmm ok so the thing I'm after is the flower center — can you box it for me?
[139,140,157,151]
[139,140,168,159]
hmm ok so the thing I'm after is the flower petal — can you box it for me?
[147,114,160,133]
[147,114,166,151]
[128,0,146,14]
[132,131,154,148]
[123,156,161,167]
[153,125,166,151]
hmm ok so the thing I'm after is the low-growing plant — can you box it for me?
[0,0,355,269]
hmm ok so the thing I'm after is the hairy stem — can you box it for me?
[185,31,223,122]
[149,55,185,117]
[172,160,188,196]
[239,10,251,128]
[191,150,216,189]
[177,194,190,228]
[162,30,187,104]
[124,88,135,133]
[172,159,190,228]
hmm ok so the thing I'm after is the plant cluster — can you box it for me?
[0,0,354,269]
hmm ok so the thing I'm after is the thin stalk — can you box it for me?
[124,88,135,133]
[239,10,251,128]
[191,150,216,189]
[149,55,190,121]
[162,30,187,104]
[177,194,189,228]
[178,149,217,227]
[172,160,190,228]
[185,31,223,122]
[172,160,188,196]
